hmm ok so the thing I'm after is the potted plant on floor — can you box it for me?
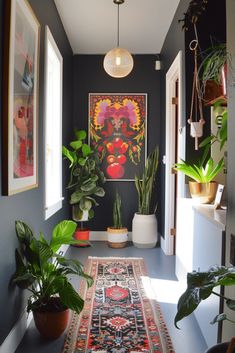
[63,130,105,245]
[11,220,93,339]
[174,156,224,204]
[107,191,128,248]
[132,147,159,248]
[174,265,235,353]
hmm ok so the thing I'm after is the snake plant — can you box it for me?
[113,191,123,229]
[134,147,159,215]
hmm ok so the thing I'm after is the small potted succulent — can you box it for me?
[63,130,105,245]
[175,265,235,353]
[174,157,224,204]
[11,220,93,339]
[107,191,128,248]
[132,147,159,248]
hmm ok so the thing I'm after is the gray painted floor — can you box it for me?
[15,242,208,353]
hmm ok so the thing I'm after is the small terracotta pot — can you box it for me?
[74,228,90,247]
[189,181,218,204]
[33,308,70,339]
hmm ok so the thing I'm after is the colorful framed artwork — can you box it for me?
[89,93,147,181]
[2,0,40,195]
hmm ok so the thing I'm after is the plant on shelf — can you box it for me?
[174,156,224,204]
[11,220,93,339]
[107,191,128,249]
[62,130,105,244]
[175,266,235,353]
[132,147,159,248]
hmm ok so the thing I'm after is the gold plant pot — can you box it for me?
[189,181,218,204]
[107,227,128,248]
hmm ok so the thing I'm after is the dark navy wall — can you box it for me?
[0,0,73,344]
[73,55,162,232]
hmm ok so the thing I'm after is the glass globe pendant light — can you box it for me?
[103,0,134,78]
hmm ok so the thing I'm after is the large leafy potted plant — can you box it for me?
[132,147,159,248]
[174,157,224,204]
[107,191,128,248]
[11,220,93,339]
[62,130,105,244]
[174,266,235,353]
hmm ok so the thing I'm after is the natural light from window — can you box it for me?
[45,26,63,220]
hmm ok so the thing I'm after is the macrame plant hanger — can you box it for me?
[188,30,205,150]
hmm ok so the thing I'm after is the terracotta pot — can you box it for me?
[205,342,235,353]
[107,227,128,248]
[203,80,223,104]
[33,308,70,339]
[189,181,218,204]
[74,228,90,247]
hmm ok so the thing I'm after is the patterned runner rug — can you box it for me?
[62,257,174,353]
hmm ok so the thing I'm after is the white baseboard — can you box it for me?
[0,244,70,353]
[90,231,132,241]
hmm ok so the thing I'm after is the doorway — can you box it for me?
[161,51,185,256]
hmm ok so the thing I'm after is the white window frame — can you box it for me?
[44,26,63,220]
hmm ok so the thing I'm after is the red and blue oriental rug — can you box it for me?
[63,257,174,353]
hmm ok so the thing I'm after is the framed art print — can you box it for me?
[2,0,40,195]
[89,93,147,181]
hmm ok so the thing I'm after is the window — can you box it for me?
[44,26,63,219]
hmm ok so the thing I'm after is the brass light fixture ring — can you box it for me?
[113,0,125,4]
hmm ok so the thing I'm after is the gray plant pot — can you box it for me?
[205,342,235,353]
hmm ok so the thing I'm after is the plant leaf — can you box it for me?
[51,220,77,252]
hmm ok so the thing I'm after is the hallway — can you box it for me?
[16,242,207,353]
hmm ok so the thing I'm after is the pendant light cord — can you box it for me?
[117,3,120,47]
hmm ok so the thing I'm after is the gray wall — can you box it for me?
[0,0,73,344]
[72,55,162,233]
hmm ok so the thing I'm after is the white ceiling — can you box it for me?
[54,0,180,54]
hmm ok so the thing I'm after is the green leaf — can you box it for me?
[59,279,85,314]
[75,130,86,140]
[51,220,77,252]
[210,313,227,325]
[81,182,96,192]
[70,191,83,204]
[82,144,92,157]
[15,221,33,244]
[199,135,214,148]
[70,140,82,150]
[78,158,86,166]
[79,198,92,211]
[226,299,235,311]
[62,146,76,167]
[88,209,94,219]
[12,272,36,289]
[94,187,105,197]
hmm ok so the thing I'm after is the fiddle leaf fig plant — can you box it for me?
[175,266,235,329]
[12,220,93,314]
[63,130,105,221]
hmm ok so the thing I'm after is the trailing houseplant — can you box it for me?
[198,43,227,102]
[62,130,105,243]
[132,147,159,248]
[174,265,235,353]
[107,191,128,249]
[11,220,93,339]
[174,156,224,203]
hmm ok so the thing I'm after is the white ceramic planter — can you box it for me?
[107,227,128,248]
[132,213,158,248]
